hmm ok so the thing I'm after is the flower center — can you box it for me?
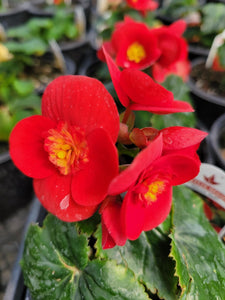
[44,122,89,175]
[127,42,146,63]
[141,180,165,204]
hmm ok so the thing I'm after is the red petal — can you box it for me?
[97,41,116,62]
[103,46,130,107]
[101,195,127,247]
[161,127,208,153]
[71,128,119,206]
[126,0,158,11]
[42,75,119,143]
[120,69,174,106]
[143,186,172,231]
[150,153,201,186]
[121,191,146,240]
[168,20,187,36]
[129,100,194,114]
[34,173,98,222]
[108,134,163,195]
[101,220,116,249]
[157,32,184,66]
[9,115,56,178]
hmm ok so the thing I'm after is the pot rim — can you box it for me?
[188,57,225,107]
[210,113,225,168]
[0,151,10,164]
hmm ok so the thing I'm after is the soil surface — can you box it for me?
[190,62,225,98]
[20,57,66,93]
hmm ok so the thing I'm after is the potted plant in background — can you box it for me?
[188,29,225,130]
[0,0,30,30]
[5,3,88,65]
[157,2,225,59]
[185,2,225,58]
[0,44,36,221]
[157,0,204,25]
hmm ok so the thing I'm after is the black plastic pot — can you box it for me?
[0,6,30,30]
[196,121,215,164]
[209,113,225,170]
[0,145,33,222]
[4,198,46,300]
[188,44,209,60]
[188,57,225,130]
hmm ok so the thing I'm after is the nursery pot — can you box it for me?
[209,113,225,170]
[197,121,214,164]
[4,198,46,300]
[0,144,33,222]
[0,6,30,30]
[188,44,209,60]
[188,57,225,130]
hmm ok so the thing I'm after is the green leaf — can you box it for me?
[21,214,89,300]
[8,93,41,113]
[5,38,47,56]
[77,212,101,236]
[94,224,179,300]
[201,3,225,35]
[77,260,150,300]
[13,79,34,96]
[0,107,14,141]
[22,214,149,300]
[7,24,32,40]
[151,75,196,129]
[134,110,152,128]
[171,186,225,300]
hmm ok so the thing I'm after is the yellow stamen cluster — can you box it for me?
[45,123,89,175]
[127,42,146,63]
[143,180,165,203]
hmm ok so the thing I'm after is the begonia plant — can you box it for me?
[8,3,225,300]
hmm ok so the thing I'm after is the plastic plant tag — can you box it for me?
[185,163,225,240]
[49,39,66,73]
[74,4,86,39]
[185,163,225,209]
[205,29,225,68]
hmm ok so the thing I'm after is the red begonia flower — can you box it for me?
[98,17,160,70]
[150,20,190,81]
[108,134,201,241]
[152,20,188,67]
[10,75,120,222]
[103,46,194,113]
[126,0,158,14]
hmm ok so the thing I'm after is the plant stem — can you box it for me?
[122,107,131,124]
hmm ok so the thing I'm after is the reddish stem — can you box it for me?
[122,107,131,124]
